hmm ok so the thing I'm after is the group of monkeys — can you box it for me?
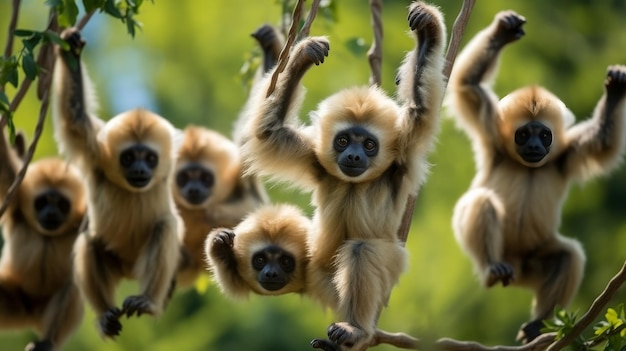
[1,1,625,351]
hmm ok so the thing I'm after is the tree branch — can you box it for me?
[437,333,556,351]
[2,0,21,61]
[297,0,321,41]
[367,0,383,87]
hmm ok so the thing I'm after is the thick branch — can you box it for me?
[367,0,383,87]
[437,333,556,351]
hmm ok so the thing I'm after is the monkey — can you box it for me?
[0,129,86,351]
[173,125,268,288]
[52,27,183,338]
[205,204,310,298]
[448,10,626,343]
[238,2,446,350]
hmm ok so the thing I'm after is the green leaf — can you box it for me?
[22,53,37,80]
[58,0,79,27]
[0,57,19,87]
[8,64,18,88]
[344,37,368,57]
[42,30,69,51]
[13,29,38,37]
[83,0,105,12]
[0,91,9,106]
[6,114,16,144]
[104,0,123,19]
[44,0,63,7]
[22,34,43,52]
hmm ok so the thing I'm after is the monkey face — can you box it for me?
[174,163,214,206]
[32,189,72,232]
[333,126,379,178]
[252,245,296,291]
[119,144,159,189]
[514,121,552,166]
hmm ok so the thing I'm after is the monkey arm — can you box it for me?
[564,65,626,180]
[40,281,84,349]
[448,11,526,144]
[205,229,252,299]
[53,28,103,164]
[395,1,446,157]
[242,37,329,188]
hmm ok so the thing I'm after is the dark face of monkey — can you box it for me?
[333,126,379,177]
[514,121,552,163]
[119,145,159,188]
[252,245,296,291]
[33,190,71,231]
[175,163,214,205]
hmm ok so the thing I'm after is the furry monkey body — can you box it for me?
[449,11,626,343]
[53,28,182,338]
[241,2,446,349]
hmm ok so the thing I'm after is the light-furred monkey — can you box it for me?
[0,129,86,351]
[240,2,446,350]
[53,28,183,338]
[449,11,626,343]
[173,125,268,288]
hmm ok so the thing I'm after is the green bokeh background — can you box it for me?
[1,0,625,350]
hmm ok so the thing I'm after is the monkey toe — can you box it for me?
[122,295,154,318]
[303,38,330,66]
[100,308,123,337]
[310,339,341,351]
[516,319,543,344]
[407,3,438,33]
[487,262,515,287]
[24,340,53,351]
[327,322,364,348]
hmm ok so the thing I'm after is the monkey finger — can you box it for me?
[310,339,341,351]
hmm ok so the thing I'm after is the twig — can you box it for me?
[367,0,383,87]
[297,0,321,41]
[266,0,306,97]
[437,333,556,351]
[546,259,626,351]
[397,0,475,245]
[77,9,96,30]
[2,0,21,61]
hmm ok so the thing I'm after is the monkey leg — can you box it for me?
[312,239,407,350]
[515,236,585,343]
[34,283,83,351]
[73,234,123,337]
[452,188,513,287]
[124,219,179,318]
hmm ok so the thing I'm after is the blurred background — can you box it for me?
[1,0,625,350]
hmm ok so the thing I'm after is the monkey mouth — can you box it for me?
[260,280,287,291]
[126,176,151,188]
[520,153,546,163]
[39,218,64,231]
[339,164,366,177]
[184,192,210,205]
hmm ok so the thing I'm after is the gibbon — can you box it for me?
[205,204,310,297]
[0,130,86,351]
[53,28,183,338]
[173,125,267,287]
[239,2,446,350]
[448,11,626,343]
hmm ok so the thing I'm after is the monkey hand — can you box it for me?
[516,319,543,344]
[24,340,53,351]
[251,24,278,51]
[59,27,86,58]
[99,307,123,338]
[492,10,526,46]
[312,322,370,351]
[407,1,440,36]
[122,295,157,318]
[297,37,330,67]
[486,262,514,287]
[605,65,626,100]
[209,229,236,261]
[310,339,341,351]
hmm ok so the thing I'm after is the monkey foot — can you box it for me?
[606,65,626,96]
[310,338,341,351]
[486,262,514,287]
[300,38,330,67]
[122,295,156,318]
[493,11,526,45]
[24,340,53,351]
[312,322,369,350]
[516,319,543,344]
[99,307,123,337]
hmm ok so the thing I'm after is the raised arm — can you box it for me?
[447,11,526,143]
[564,65,626,180]
[240,37,329,188]
[396,1,447,158]
[52,27,103,165]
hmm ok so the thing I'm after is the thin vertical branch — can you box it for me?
[297,0,321,41]
[397,0,475,245]
[2,0,21,61]
[367,0,383,87]
[266,0,306,97]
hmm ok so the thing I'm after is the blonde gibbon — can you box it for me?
[173,126,267,287]
[0,130,86,351]
[239,2,446,350]
[53,28,183,338]
[448,11,626,343]
[205,204,310,297]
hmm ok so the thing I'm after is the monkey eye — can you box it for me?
[363,139,377,152]
[176,172,189,187]
[34,197,48,211]
[145,151,159,168]
[252,254,267,270]
[514,129,530,145]
[279,255,295,273]
[120,150,134,167]
[335,135,349,148]
[540,130,553,146]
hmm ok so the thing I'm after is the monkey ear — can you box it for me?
[13,131,27,160]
